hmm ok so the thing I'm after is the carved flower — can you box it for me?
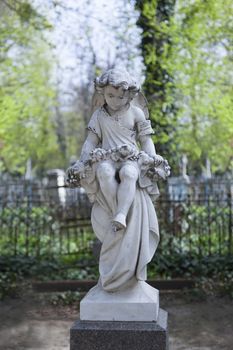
[116,144,138,161]
[110,149,121,162]
[138,152,154,167]
[153,154,164,167]
[90,148,107,162]
[145,158,171,181]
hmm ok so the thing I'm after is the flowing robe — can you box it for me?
[81,107,160,292]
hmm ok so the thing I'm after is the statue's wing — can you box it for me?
[131,91,149,119]
[91,91,105,114]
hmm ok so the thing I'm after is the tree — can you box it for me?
[136,0,233,174]
[136,0,178,170]
[168,0,233,173]
[28,0,144,163]
[0,0,145,175]
[0,1,61,175]
[50,0,143,129]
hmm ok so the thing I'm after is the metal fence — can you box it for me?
[0,181,232,259]
[0,181,92,258]
[156,193,232,258]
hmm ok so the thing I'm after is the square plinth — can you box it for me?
[70,308,168,350]
[80,281,159,322]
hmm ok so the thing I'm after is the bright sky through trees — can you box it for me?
[0,0,232,176]
[32,0,143,110]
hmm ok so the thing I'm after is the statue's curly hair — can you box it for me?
[94,67,140,100]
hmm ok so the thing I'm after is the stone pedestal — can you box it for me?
[70,308,168,350]
[80,280,159,322]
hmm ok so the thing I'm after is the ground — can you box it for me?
[0,290,232,350]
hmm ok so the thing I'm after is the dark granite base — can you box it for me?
[70,308,168,350]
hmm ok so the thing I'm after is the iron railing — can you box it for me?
[0,181,232,259]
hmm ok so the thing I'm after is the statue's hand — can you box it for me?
[66,161,85,186]
[153,154,165,167]
[138,151,154,167]
[152,155,171,179]
[71,161,85,175]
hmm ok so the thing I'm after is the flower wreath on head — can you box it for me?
[91,67,149,119]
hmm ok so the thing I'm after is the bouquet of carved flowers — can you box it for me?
[138,151,170,180]
[90,144,139,163]
[110,144,139,162]
[66,161,86,187]
[90,148,108,163]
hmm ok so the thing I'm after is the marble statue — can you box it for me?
[66,67,170,322]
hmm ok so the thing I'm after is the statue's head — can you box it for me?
[92,67,148,117]
[94,68,140,110]
[95,68,139,92]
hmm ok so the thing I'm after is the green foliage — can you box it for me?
[0,206,53,255]
[0,1,52,28]
[136,0,233,173]
[150,253,233,278]
[0,254,98,280]
[168,201,231,255]
[0,254,97,299]
[0,205,94,257]
[149,254,233,297]
[168,0,233,173]
[62,110,86,164]
[0,271,19,300]
[150,199,233,296]
[0,2,63,174]
[49,291,81,306]
[0,255,61,278]
[0,198,232,298]
[136,0,178,167]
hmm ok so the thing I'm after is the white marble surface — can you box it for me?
[80,280,159,322]
[67,68,170,322]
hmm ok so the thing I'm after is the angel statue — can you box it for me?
[66,67,170,322]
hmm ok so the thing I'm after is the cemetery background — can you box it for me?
[0,173,232,297]
[0,0,232,349]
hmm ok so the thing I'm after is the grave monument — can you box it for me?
[67,67,170,349]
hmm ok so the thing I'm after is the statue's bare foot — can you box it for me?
[112,213,126,231]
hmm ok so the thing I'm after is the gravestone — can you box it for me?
[67,67,170,350]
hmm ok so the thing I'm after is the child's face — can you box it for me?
[104,85,130,111]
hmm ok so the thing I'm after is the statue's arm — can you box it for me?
[139,135,156,157]
[138,125,170,179]
[66,131,99,185]
[135,107,170,178]
[134,106,156,157]
[79,131,100,163]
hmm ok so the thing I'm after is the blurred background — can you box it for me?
[0,1,232,349]
[0,0,232,177]
[0,0,232,309]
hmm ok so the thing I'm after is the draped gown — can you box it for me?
[80,106,160,292]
